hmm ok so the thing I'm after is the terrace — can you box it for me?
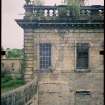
[16,4,104,29]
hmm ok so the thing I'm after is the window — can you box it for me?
[39,43,51,70]
[100,50,104,55]
[76,43,89,70]
[11,63,15,71]
[75,91,91,105]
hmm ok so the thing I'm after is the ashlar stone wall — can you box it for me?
[24,29,104,105]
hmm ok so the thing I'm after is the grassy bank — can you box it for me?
[1,75,25,93]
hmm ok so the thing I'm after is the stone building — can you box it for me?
[1,58,23,74]
[16,2,104,105]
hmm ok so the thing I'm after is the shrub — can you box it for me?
[1,79,25,88]
[1,75,13,83]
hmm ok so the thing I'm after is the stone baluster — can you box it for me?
[34,10,37,16]
[86,10,91,16]
[67,10,70,16]
[55,10,59,16]
[44,9,48,16]
[99,10,103,16]
[52,9,54,16]
[49,9,53,16]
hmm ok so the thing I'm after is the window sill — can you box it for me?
[74,69,91,73]
[38,69,53,73]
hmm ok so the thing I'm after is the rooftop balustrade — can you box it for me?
[23,5,104,21]
[16,5,104,29]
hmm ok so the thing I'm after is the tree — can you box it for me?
[33,0,44,5]
[25,0,30,4]
[66,0,80,17]
[6,48,24,59]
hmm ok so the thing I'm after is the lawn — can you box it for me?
[1,75,25,93]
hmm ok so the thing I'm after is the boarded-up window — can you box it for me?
[75,91,91,105]
[76,43,89,69]
[39,43,51,70]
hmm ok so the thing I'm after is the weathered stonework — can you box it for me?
[1,59,23,76]
[16,4,104,105]
[22,29,104,105]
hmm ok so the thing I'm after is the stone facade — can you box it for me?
[1,59,23,74]
[23,29,104,105]
[16,4,104,105]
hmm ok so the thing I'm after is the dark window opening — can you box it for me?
[75,91,91,105]
[100,50,104,55]
[76,91,90,95]
[76,43,89,69]
[1,51,5,55]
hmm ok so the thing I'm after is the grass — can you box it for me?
[1,75,25,93]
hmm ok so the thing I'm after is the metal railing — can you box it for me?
[1,78,37,105]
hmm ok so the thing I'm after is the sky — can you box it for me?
[2,0,104,49]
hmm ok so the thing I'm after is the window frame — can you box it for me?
[75,43,90,72]
[39,43,52,72]
[75,91,91,105]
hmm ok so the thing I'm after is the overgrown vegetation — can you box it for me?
[25,0,44,5]
[1,74,25,93]
[1,48,26,93]
[67,0,80,17]
[58,0,80,18]
[6,48,24,59]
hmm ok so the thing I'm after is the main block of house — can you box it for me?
[16,0,104,105]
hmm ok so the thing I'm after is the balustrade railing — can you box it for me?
[1,78,37,105]
[23,5,104,21]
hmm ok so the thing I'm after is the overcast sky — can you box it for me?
[2,0,104,49]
